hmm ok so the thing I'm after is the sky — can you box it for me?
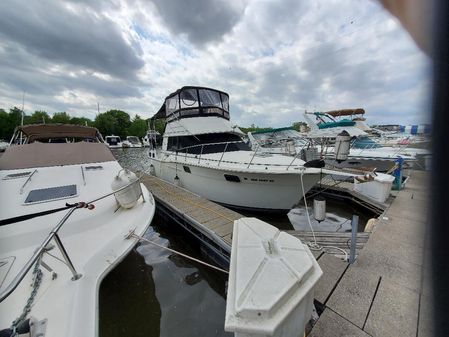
[0,0,431,127]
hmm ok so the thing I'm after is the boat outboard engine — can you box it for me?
[111,169,142,209]
[334,130,351,163]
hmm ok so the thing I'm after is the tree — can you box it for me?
[292,121,309,132]
[51,112,71,124]
[127,115,147,138]
[0,109,9,140]
[28,111,50,124]
[70,117,93,126]
[94,113,117,137]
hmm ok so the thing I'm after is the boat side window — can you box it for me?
[167,133,251,154]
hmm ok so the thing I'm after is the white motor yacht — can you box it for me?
[149,86,348,212]
[123,136,142,148]
[0,124,155,337]
[104,135,123,148]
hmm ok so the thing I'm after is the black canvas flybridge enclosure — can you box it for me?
[153,86,230,122]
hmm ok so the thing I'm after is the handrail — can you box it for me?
[0,179,143,303]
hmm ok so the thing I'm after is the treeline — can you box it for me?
[0,106,310,141]
[0,107,166,141]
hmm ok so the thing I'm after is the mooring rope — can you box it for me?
[127,230,229,274]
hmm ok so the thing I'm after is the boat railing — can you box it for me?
[167,140,309,171]
[0,179,143,303]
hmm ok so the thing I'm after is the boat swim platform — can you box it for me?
[309,170,430,337]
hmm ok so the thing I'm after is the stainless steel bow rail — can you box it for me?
[0,179,145,303]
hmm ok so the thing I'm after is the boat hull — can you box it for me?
[151,159,321,212]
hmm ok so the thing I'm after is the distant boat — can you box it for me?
[0,123,155,337]
[0,140,8,152]
[123,136,142,148]
[105,135,123,148]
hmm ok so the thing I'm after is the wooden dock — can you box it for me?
[138,173,241,266]
[309,170,429,337]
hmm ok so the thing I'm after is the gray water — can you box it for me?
[99,148,372,337]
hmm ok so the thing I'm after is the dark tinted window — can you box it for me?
[167,133,250,154]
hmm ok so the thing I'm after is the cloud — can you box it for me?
[150,0,244,46]
[0,0,144,79]
[0,0,430,127]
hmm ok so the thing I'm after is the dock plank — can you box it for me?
[314,254,348,305]
[309,309,371,337]
[364,278,420,337]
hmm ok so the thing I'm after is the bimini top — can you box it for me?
[325,108,365,118]
[11,124,103,144]
[153,86,230,122]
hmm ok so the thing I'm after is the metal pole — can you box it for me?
[349,215,359,264]
[53,234,82,281]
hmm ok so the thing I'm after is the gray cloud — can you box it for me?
[150,0,243,46]
[0,0,144,79]
[0,43,143,98]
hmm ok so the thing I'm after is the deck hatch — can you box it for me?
[85,165,103,170]
[24,184,78,204]
[3,171,32,180]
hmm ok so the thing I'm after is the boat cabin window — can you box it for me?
[167,133,251,154]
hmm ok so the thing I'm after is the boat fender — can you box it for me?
[111,169,141,209]
[149,164,156,175]
[334,130,351,163]
[174,174,180,186]
[304,159,325,168]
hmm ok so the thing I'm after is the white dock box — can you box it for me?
[353,173,395,203]
[225,218,322,337]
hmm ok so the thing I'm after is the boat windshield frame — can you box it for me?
[162,86,230,122]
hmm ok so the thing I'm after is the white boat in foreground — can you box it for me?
[0,124,155,337]
[149,86,352,212]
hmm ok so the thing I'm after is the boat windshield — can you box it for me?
[352,136,382,149]
[167,133,251,154]
[127,136,140,144]
[252,129,308,147]
[106,136,121,145]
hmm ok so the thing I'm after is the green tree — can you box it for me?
[108,110,131,132]
[94,110,131,138]
[28,111,51,124]
[70,116,93,126]
[292,121,309,132]
[0,109,9,140]
[51,112,71,124]
[94,113,117,137]
[127,115,147,138]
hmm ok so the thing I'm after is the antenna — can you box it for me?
[21,92,25,126]
[97,102,100,114]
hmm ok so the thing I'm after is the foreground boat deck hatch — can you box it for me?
[24,184,77,204]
